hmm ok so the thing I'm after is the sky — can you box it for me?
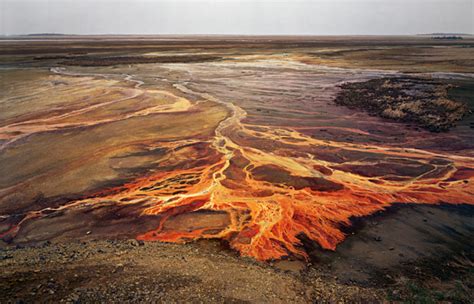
[1,0,473,36]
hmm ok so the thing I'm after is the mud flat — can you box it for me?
[308,203,474,302]
[1,36,473,302]
[59,55,223,66]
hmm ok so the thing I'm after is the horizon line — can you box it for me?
[2,33,473,37]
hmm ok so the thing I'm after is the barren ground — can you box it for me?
[1,36,473,303]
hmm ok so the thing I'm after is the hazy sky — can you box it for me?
[1,0,473,35]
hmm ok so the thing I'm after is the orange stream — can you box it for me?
[70,86,474,261]
[3,68,473,261]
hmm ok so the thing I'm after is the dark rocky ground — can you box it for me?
[1,204,472,303]
[0,240,381,303]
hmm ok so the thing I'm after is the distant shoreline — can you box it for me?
[1,33,473,39]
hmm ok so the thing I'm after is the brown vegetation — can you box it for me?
[335,77,471,132]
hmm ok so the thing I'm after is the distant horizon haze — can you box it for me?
[1,0,473,36]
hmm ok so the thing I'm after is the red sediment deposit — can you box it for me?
[79,109,474,261]
[1,44,473,262]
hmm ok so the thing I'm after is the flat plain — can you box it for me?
[1,36,473,302]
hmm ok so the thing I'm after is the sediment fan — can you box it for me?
[1,52,473,261]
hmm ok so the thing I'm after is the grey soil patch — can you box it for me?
[304,204,473,302]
